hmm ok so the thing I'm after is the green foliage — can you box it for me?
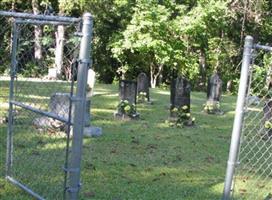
[250,53,272,97]
[1,0,272,89]
[169,105,195,127]
[20,61,47,77]
[264,120,272,129]
[111,1,175,82]
[203,101,221,114]
[110,0,238,86]
[264,119,272,140]
[84,0,135,83]
[117,100,137,117]
[251,64,267,96]
[137,91,148,103]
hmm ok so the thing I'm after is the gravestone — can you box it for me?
[119,80,137,104]
[47,68,58,80]
[207,73,222,102]
[87,68,95,97]
[33,93,102,137]
[49,93,72,120]
[114,80,139,120]
[204,73,223,114]
[170,77,191,118]
[49,93,91,127]
[137,72,150,103]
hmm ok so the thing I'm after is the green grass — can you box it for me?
[0,81,238,199]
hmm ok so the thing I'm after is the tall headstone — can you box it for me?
[87,68,95,97]
[170,77,191,118]
[119,80,137,104]
[114,80,139,119]
[207,73,222,102]
[85,69,96,126]
[137,72,150,103]
[84,69,102,137]
[204,73,223,114]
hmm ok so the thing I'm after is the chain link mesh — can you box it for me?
[0,14,12,181]
[232,48,272,199]
[0,13,81,199]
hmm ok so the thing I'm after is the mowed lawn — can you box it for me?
[0,81,237,200]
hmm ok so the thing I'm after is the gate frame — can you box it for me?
[222,36,272,199]
[222,36,254,200]
[0,11,93,200]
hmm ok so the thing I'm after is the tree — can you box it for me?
[112,1,231,88]
[47,0,84,79]
[83,0,135,83]
[32,0,42,60]
[111,1,181,88]
[1,0,272,90]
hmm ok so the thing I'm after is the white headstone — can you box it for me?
[87,69,96,97]
[48,68,58,79]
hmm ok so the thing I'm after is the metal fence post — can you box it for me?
[222,36,253,200]
[6,21,18,177]
[67,13,93,200]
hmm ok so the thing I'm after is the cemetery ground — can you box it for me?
[0,80,238,199]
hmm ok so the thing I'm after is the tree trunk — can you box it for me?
[240,0,248,47]
[54,25,65,78]
[150,63,163,88]
[215,31,224,72]
[199,49,206,87]
[9,1,16,54]
[151,78,156,88]
[32,0,42,60]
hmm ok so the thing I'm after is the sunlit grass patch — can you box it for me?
[0,81,239,199]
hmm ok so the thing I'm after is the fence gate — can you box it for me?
[0,11,93,200]
[223,36,272,199]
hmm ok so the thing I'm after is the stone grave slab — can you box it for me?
[170,77,191,118]
[137,72,151,103]
[204,73,223,114]
[114,80,139,120]
[33,93,102,137]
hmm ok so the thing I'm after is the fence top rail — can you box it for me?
[15,18,71,26]
[254,44,272,52]
[0,10,82,23]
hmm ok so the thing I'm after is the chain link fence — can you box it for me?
[0,11,93,200]
[223,36,272,200]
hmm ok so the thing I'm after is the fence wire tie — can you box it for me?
[10,61,18,77]
[10,71,16,78]
[62,166,80,173]
[77,58,92,67]
[227,161,240,166]
[66,183,82,193]
[70,96,85,102]
[74,32,83,37]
